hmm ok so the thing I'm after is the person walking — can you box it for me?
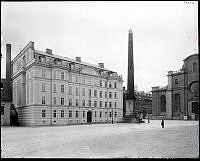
[161,119,164,128]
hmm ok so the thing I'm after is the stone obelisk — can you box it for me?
[126,29,136,117]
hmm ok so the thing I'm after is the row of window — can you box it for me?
[42,84,118,99]
[41,69,118,88]
[42,110,117,118]
[42,96,118,108]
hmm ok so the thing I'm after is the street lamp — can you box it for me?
[112,110,113,124]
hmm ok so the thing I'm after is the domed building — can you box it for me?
[152,54,199,120]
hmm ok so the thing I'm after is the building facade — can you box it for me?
[152,54,199,120]
[12,41,123,126]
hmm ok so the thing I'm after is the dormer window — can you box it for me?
[175,79,178,85]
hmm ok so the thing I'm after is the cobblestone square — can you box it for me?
[1,120,199,158]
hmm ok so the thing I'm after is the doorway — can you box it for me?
[87,111,92,123]
[192,102,199,120]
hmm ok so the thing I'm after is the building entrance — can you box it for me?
[87,111,92,123]
[192,102,199,120]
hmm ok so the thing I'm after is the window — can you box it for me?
[53,84,56,92]
[109,82,112,88]
[54,71,56,79]
[69,98,72,106]
[76,87,79,96]
[100,111,102,118]
[105,92,107,98]
[61,110,64,118]
[53,97,56,105]
[53,110,56,118]
[175,79,178,85]
[82,88,85,96]
[105,102,107,108]
[114,82,117,88]
[109,102,112,108]
[61,85,64,93]
[76,111,78,118]
[42,69,45,78]
[42,96,45,104]
[61,72,64,80]
[76,75,78,83]
[42,110,46,118]
[95,111,96,117]
[61,98,64,105]
[114,92,117,99]
[114,112,117,118]
[105,81,107,88]
[69,72,72,82]
[69,86,72,95]
[94,90,97,97]
[76,99,79,106]
[100,80,102,87]
[94,101,97,107]
[83,111,85,118]
[89,89,92,97]
[100,101,102,107]
[109,112,112,117]
[100,91,102,98]
[105,112,107,117]
[82,100,85,107]
[69,110,72,118]
[82,77,86,84]
[42,83,45,92]
[109,92,112,98]
[114,102,117,108]
[193,62,197,72]
[1,106,4,115]
[89,100,91,107]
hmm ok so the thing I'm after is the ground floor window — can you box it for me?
[76,111,78,118]
[1,106,4,115]
[61,110,64,117]
[114,112,117,117]
[53,110,56,117]
[42,109,46,118]
[83,111,85,118]
[109,112,112,117]
[100,111,102,118]
[69,110,72,117]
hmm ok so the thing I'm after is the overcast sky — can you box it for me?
[1,1,198,92]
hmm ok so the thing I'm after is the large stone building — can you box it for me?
[1,44,12,126]
[12,41,123,126]
[152,54,199,120]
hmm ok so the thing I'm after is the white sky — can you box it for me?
[1,1,198,92]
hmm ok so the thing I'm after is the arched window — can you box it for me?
[173,94,180,112]
[160,95,166,112]
[193,62,197,72]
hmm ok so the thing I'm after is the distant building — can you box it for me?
[123,87,152,118]
[1,44,12,125]
[12,41,123,126]
[152,54,199,120]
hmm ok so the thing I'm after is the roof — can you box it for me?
[1,79,12,101]
[183,54,199,61]
[35,49,112,72]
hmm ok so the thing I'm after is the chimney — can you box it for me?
[75,57,81,62]
[98,63,104,68]
[6,44,11,82]
[46,48,52,55]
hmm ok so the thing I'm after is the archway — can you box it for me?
[160,95,166,112]
[87,111,92,123]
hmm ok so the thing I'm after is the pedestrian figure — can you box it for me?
[148,113,150,123]
[161,119,164,128]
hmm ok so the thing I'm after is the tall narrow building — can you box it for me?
[125,29,136,116]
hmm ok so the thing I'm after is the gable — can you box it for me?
[80,67,99,76]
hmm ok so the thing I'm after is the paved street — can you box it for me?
[1,120,199,158]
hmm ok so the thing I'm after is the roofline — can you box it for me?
[183,53,199,61]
